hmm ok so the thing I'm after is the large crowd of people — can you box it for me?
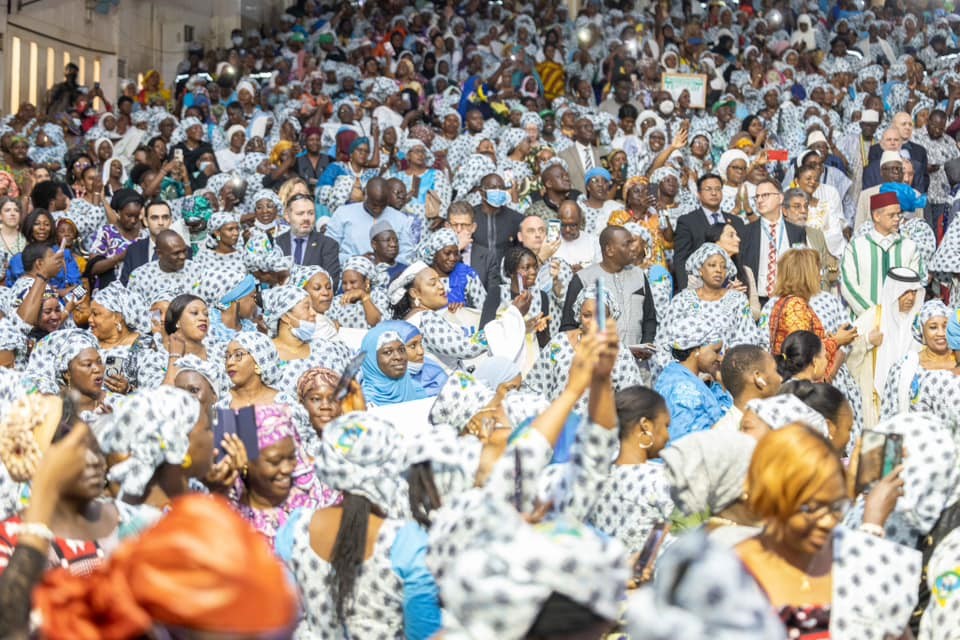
[1,0,960,637]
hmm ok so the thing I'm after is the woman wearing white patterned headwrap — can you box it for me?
[451,153,497,205]
[427,491,627,639]
[793,163,846,259]
[251,188,287,239]
[880,300,955,420]
[630,125,669,178]
[221,332,296,410]
[525,284,643,412]
[655,243,762,375]
[495,127,534,187]
[197,210,243,266]
[653,310,732,441]
[328,256,390,329]
[275,411,442,639]
[391,136,452,216]
[419,228,486,309]
[717,149,752,221]
[64,164,110,253]
[98,387,213,520]
[292,265,339,341]
[389,262,490,369]
[261,285,352,395]
[215,124,247,172]
[90,283,151,393]
[32,330,118,423]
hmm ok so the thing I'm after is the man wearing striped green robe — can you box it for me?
[841,191,924,317]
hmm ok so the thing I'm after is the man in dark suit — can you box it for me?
[863,115,928,191]
[557,117,602,193]
[740,179,806,305]
[276,192,341,289]
[120,198,174,285]
[672,173,746,290]
[449,202,500,295]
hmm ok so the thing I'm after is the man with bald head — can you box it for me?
[557,116,601,192]
[560,224,657,346]
[127,229,201,301]
[864,112,928,191]
[327,176,415,265]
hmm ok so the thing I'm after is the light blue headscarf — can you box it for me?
[360,321,426,406]
[947,308,960,351]
[394,319,448,396]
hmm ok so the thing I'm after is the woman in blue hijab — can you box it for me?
[360,321,427,406]
[394,320,447,397]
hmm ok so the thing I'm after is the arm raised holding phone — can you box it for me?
[16,243,66,328]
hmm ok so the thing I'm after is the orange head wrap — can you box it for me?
[34,494,298,639]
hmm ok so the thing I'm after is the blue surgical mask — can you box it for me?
[484,188,510,207]
[407,360,424,374]
[291,320,315,342]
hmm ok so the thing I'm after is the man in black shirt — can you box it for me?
[470,173,525,268]
[525,163,581,221]
[45,64,81,115]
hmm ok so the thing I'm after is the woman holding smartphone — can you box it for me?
[480,246,550,373]
[89,283,150,395]
[736,423,915,638]
[525,285,642,412]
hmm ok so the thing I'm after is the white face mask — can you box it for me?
[233,36,244,46]
[290,319,315,342]
[407,360,424,374]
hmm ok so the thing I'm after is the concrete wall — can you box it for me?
[1,0,290,114]
[2,0,120,112]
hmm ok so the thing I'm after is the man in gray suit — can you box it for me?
[558,117,601,193]
[275,192,341,289]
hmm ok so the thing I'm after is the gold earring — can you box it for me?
[413,297,421,307]
[181,453,193,469]
[254,364,262,376]
[637,430,654,449]
[116,321,123,333]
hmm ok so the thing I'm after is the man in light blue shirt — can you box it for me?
[326,177,415,266]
